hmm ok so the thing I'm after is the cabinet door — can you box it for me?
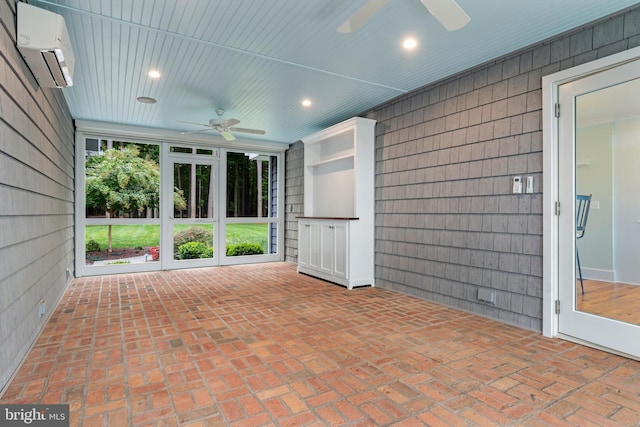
[319,222,334,275]
[308,221,321,270]
[332,222,348,279]
[298,221,310,267]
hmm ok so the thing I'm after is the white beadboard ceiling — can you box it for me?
[29,0,639,145]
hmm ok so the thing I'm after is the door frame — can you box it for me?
[162,148,221,270]
[542,46,640,340]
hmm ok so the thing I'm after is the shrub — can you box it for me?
[86,239,100,252]
[226,243,264,256]
[200,246,214,258]
[174,227,213,253]
[177,241,211,259]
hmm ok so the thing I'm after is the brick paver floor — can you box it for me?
[2,262,639,426]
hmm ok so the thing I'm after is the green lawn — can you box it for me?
[86,224,161,250]
[85,223,269,251]
[226,223,269,249]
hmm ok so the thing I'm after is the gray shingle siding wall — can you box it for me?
[284,6,640,331]
[370,7,640,331]
[284,141,304,263]
[0,0,75,393]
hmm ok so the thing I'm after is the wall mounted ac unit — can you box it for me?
[16,2,75,88]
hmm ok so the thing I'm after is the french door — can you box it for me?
[557,58,640,358]
[163,150,219,269]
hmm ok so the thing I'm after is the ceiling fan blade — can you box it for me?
[220,130,236,141]
[420,0,470,31]
[229,127,266,135]
[181,128,213,135]
[337,0,390,33]
[178,120,213,135]
[177,120,209,127]
[225,118,240,127]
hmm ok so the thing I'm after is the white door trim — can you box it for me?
[163,150,220,270]
[542,46,640,338]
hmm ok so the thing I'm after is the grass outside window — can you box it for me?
[85,223,269,253]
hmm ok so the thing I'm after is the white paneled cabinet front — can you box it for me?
[296,113,376,289]
[298,220,321,271]
[319,221,348,279]
[298,219,361,288]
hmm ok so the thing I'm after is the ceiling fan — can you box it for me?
[337,0,470,33]
[179,109,266,141]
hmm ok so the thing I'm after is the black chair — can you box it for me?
[576,194,592,295]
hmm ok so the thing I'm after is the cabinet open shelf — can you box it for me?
[298,116,376,289]
[307,153,354,169]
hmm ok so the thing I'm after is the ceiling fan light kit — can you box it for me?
[179,109,265,141]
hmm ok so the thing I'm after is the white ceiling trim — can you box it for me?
[75,120,289,152]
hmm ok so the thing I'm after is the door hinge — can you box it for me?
[555,300,560,314]
[555,201,560,216]
[555,103,560,118]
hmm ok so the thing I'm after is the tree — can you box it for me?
[85,146,185,251]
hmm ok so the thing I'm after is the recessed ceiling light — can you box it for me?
[148,70,161,79]
[301,98,312,107]
[137,96,157,104]
[402,37,418,50]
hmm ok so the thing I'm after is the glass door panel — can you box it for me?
[574,78,640,325]
[166,157,218,268]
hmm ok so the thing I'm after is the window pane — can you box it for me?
[227,153,273,218]
[173,224,215,260]
[85,140,160,219]
[85,224,160,266]
[173,163,214,219]
[226,223,277,256]
[170,146,216,155]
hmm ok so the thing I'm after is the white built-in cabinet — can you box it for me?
[298,219,348,279]
[297,116,376,289]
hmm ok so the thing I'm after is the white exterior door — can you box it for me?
[164,152,219,269]
[556,58,640,358]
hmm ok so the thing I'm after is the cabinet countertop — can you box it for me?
[296,216,359,220]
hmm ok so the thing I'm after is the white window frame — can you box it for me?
[74,121,287,276]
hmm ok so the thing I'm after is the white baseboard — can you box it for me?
[581,267,615,282]
[581,267,640,286]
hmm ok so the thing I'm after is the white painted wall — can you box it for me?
[613,118,640,285]
[576,118,640,285]
[576,123,614,277]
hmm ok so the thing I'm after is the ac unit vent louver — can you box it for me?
[16,2,75,88]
